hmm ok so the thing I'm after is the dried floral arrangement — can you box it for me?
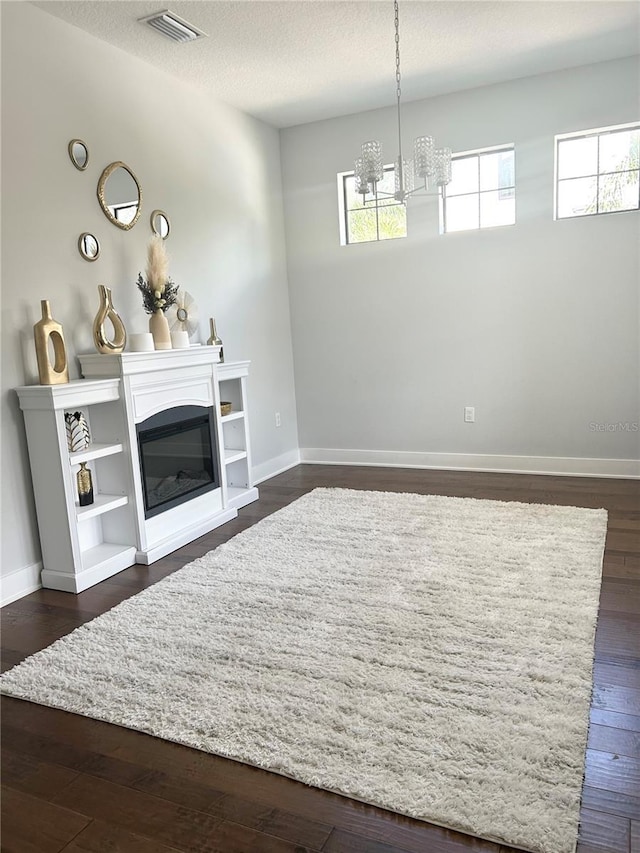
[136,235,179,314]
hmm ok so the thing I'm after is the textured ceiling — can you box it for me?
[33,0,640,128]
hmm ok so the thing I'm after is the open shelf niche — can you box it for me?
[217,361,259,510]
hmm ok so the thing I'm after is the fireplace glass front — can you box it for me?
[137,405,219,518]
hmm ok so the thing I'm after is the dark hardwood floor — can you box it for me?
[2,465,639,853]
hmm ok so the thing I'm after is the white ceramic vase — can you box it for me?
[149,309,172,350]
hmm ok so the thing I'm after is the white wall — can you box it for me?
[281,58,640,472]
[1,2,299,583]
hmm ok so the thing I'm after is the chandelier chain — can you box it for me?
[394,0,401,102]
[394,0,404,185]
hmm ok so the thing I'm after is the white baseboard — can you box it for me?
[1,561,42,607]
[299,448,640,479]
[253,449,301,485]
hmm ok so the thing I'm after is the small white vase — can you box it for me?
[149,310,172,350]
[65,411,91,453]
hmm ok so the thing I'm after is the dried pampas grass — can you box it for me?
[146,235,169,294]
[137,236,179,314]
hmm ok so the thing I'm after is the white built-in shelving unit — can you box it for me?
[15,379,137,592]
[218,361,259,510]
[16,351,259,593]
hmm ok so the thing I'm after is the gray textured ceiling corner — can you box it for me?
[31,0,640,128]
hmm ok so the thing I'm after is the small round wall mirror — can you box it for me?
[68,139,88,171]
[78,232,100,262]
[150,209,170,239]
[97,161,142,231]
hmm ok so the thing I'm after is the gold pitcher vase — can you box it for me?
[93,285,126,354]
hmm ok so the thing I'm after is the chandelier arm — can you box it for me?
[362,189,396,202]
[363,185,440,209]
[404,185,440,200]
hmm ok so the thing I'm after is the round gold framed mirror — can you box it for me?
[78,233,100,261]
[97,161,142,230]
[68,139,89,171]
[150,209,170,239]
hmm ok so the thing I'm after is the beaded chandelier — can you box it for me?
[354,0,452,205]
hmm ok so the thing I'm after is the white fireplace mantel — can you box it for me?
[78,345,222,378]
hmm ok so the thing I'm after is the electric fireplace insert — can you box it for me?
[136,405,219,519]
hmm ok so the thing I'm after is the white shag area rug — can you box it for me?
[1,488,608,853]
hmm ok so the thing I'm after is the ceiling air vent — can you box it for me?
[138,10,207,43]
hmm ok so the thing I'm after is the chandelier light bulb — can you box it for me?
[395,157,415,201]
[414,136,435,179]
[361,140,384,184]
[354,158,370,196]
[434,147,453,186]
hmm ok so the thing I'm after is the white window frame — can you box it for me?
[554,121,640,220]
[440,143,516,235]
[337,165,407,246]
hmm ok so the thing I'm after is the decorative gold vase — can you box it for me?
[149,309,172,350]
[207,317,224,362]
[93,285,127,354]
[76,462,94,506]
[33,300,69,385]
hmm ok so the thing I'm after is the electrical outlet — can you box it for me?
[275,412,281,428]
[464,406,475,423]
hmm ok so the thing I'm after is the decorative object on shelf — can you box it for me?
[220,401,232,416]
[76,462,94,506]
[207,317,224,362]
[170,330,190,349]
[93,285,127,354]
[167,290,198,339]
[33,300,69,385]
[68,139,88,171]
[149,310,172,350]
[65,411,91,453]
[129,332,155,352]
[136,235,179,350]
[352,0,451,212]
[78,233,100,262]
[150,209,170,239]
[97,161,142,230]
